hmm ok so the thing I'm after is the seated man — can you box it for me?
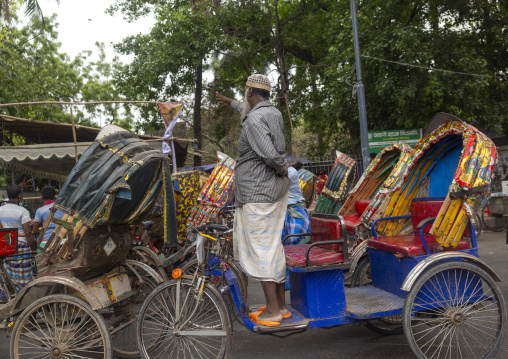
[33,186,64,254]
[0,185,36,296]
[282,162,310,244]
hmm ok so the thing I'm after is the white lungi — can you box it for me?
[233,191,289,283]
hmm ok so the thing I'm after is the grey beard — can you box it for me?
[241,90,252,118]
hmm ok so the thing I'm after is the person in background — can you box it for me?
[33,186,64,254]
[0,185,35,296]
[316,170,328,196]
[282,162,310,245]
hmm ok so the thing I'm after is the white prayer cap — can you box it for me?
[246,74,271,91]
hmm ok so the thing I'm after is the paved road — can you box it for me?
[1,231,507,358]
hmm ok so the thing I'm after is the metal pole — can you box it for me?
[171,140,178,173]
[69,106,78,163]
[350,0,370,170]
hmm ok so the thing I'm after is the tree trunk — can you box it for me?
[193,60,203,166]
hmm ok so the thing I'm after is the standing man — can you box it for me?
[0,185,35,295]
[33,186,64,254]
[216,74,291,325]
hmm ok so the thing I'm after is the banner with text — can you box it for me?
[368,128,422,154]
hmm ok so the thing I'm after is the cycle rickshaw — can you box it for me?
[136,114,506,359]
[1,125,180,359]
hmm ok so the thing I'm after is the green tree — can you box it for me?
[0,15,83,127]
[109,0,223,166]
[108,0,508,160]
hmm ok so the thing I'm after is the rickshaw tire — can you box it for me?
[136,277,232,359]
[129,249,167,280]
[226,259,249,300]
[351,256,403,336]
[350,256,371,288]
[10,294,112,359]
[402,261,507,359]
[179,257,249,300]
[110,269,159,358]
[473,212,483,239]
[481,206,508,232]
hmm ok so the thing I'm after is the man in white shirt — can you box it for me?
[0,185,35,296]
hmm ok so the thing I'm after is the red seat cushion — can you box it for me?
[367,235,471,257]
[343,213,361,232]
[410,200,444,233]
[355,199,371,216]
[284,244,344,267]
[309,216,343,251]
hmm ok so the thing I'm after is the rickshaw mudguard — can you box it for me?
[401,252,502,292]
[124,260,165,284]
[9,276,103,313]
[349,240,368,273]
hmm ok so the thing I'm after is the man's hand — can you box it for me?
[216,91,233,107]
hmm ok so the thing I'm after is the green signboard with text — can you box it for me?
[368,128,422,154]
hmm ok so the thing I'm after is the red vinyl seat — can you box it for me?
[343,213,361,232]
[367,234,471,257]
[355,199,371,216]
[368,198,472,257]
[343,199,371,233]
[284,245,344,267]
[284,215,345,267]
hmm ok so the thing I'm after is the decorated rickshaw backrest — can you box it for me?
[367,116,496,247]
[339,143,413,217]
[314,152,358,214]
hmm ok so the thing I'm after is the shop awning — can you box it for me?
[0,143,90,182]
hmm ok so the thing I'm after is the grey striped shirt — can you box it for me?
[231,100,290,206]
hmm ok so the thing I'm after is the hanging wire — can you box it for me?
[361,55,493,78]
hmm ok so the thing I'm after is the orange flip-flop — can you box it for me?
[249,312,280,327]
[252,306,292,319]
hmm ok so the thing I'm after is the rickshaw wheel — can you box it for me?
[128,248,167,280]
[403,261,507,359]
[137,277,232,359]
[10,294,112,359]
[350,256,403,335]
[180,257,249,315]
[107,267,159,358]
[181,257,247,300]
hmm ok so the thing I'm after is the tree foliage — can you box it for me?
[0,15,137,138]
[3,0,508,160]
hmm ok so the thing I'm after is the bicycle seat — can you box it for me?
[197,223,230,232]
[141,221,154,230]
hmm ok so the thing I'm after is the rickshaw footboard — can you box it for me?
[345,285,404,320]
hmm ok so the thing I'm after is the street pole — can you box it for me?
[350,0,370,171]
